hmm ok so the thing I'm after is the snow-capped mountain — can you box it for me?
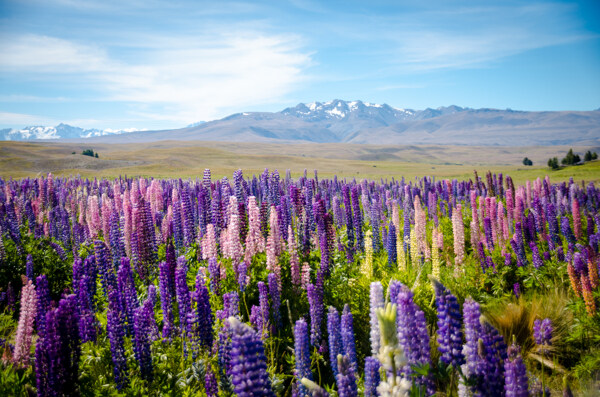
[0,123,145,140]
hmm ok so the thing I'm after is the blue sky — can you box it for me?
[0,0,599,130]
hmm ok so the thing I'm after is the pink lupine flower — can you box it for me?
[414,197,429,259]
[86,195,101,237]
[266,206,283,274]
[244,196,265,262]
[223,196,243,263]
[202,224,218,261]
[452,204,465,265]
[123,191,133,257]
[289,224,301,287]
[13,277,37,367]
[301,262,311,290]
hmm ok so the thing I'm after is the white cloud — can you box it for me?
[0,111,57,126]
[0,32,312,124]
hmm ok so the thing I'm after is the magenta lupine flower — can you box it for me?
[505,343,529,397]
[228,317,275,397]
[369,282,384,356]
[13,277,37,367]
[294,318,312,396]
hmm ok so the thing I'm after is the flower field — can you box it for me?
[0,169,599,396]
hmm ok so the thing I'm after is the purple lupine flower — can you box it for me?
[395,284,433,392]
[132,302,153,380]
[268,273,281,330]
[221,291,240,320]
[477,320,508,397]
[432,278,465,368]
[505,343,529,397]
[294,318,312,396]
[257,281,270,337]
[237,261,248,292]
[327,306,343,379]
[208,257,220,295]
[561,216,576,244]
[175,255,194,352]
[335,354,358,397]
[484,217,494,250]
[533,318,552,349]
[77,276,98,343]
[158,261,174,339]
[341,304,358,373]
[35,274,51,337]
[26,254,34,282]
[513,283,521,299]
[463,298,483,376]
[117,257,138,336]
[364,356,381,397]
[35,294,81,396]
[94,239,118,299]
[530,242,543,269]
[195,273,213,349]
[307,282,324,346]
[504,253,512,267]
[342,185,355,257]
[205,366,218,397]
[387,222,397,266]
[106,289,129,390]
[350,186,363,250]
[228,317,275,397]
[369,282,384,356]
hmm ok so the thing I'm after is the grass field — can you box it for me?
[1,140,598,184]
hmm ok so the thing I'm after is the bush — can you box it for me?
[547,157,559,170]
[82,149,94,157]
[584,150,598,162]
[522,157,533,166]
[561,149,580,165]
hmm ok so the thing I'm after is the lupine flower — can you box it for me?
[588,259,599,289]
[533,318,553,355]
[117,257,138,336]
[175,256,194,348]
[25,254,34,282]
[301,378,331,397]
[13,277,36,367]
[195,273,213,349]
[133,300,153,380]
[268,273,281,330]
[289,224,301,287]
[581,274,596,316]
[158,261,174,339]
[369,282,384,356]
[387,222,397,267]
[431,277,464,368]
[245,196,265,262]
[307,282,324,346]
[106,289,129,389]
[514,283,521,299]
[341,304,357,373]
[327,306,343,378]
[376,303,411,397]
[505,343,529,397]
[35,274,51,336]
[530,242,543,269]
[561,216,576,244]
[336,354,358,397]
[207,257,220,295]
[477,320,508,397]
[294,319,312,396]
[452,204,465,265]
[201,224,218,261]
[362,230,373,277]
[228,317,275,397]
[364,356,381,397]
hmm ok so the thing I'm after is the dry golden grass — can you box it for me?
[0,140,598,185]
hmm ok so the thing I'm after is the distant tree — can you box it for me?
[547,157,559,170]
[561,148,581,165]
[95,153,99,158]
[82,149,94,157]
[584,150,598,162]
[522,157,533,166]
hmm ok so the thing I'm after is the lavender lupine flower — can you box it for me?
[219,291,240,320]
[77,276,98,343]
[158,261,174,339]
[307,282,324,346]
[94,239,117,299]
[26,254,34,282]
[256,281,270,338]
[195,273,213,349]
[294,319,312,396]
[387,222,397,267]
[395,284,433,392]
[431,278,464,368]
[327,306,343,378]
[35,294,81,397]
[530,242,543,269]
[477,320,508,397]
[513,283,521,299]
[238,261,248,292]
[268,273,281,330]
[505,343,529,397]
[106,290,129,390]
[462,298,483,382]
[351,186,363,250]
[228,317,276,397]
[336,354,358,397]
[13,277,36,367]
[341,305,358,373]
[533,318,552,353]
[364,356,381,397]
[369,282,384,356]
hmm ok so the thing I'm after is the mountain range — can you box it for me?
[2,100,599,146]
[0,123,144,140]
